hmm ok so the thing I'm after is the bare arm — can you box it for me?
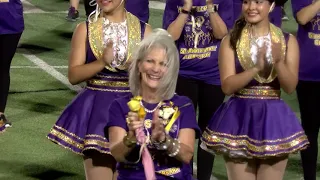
[207,5,228,39]
[172,129,195,164]
[109,127,137,162]
[167,0,192,41]
[296,1,320,25]
[144,23,153,38]
[275,35,300,94]
[167,12,190,40]
[219,35,259,96]
[68,23,107,85]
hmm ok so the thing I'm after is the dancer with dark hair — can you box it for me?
[201,0,309,179]
[233,0,288,27]
[48,0,152,179]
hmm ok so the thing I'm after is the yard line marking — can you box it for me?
[149,1,165,10]
[11,65,68,69]
[22,0,45,13]
[22,54,82,92]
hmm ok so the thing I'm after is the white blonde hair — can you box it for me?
[129,28,179,100]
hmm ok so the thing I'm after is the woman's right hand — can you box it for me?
[126,112,144,135]
[102,40,114,65]
[183,0,193,11]
[255,43,267,71]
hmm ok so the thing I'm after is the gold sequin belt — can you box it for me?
[86,74,130,92]
[233,86,281,99]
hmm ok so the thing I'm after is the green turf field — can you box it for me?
[0,1,317,179]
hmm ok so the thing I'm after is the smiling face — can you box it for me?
[97,0,124,13]
[138,47,168,92]
[242,0,272,24]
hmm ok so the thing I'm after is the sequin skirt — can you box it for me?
[201,86,309,159]
[47,74,130,155]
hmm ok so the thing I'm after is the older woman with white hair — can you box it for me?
[107,29,200,180]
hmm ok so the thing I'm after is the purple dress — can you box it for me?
[233,0,282,27]
[201,29,309,159]
[292,0,320,81]
[106,94,200,180]
[0,0,24,34]
[47,12,146,155]
[163,0,233,85]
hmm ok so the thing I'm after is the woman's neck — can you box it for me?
[103,8,126,23]
[140,88,161,104]
[250,20,270,37]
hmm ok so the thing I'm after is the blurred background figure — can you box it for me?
[0,0,24,128]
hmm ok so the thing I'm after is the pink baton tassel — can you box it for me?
[135,127,156,180]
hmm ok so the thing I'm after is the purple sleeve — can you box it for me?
[107,99,129,132]
[162,1,180,30]
[291,0,311,19]
[217,0,233,30]
[179,98,201,138]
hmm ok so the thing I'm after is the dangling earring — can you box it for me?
[88,4,100,23]
[269,2,275,13]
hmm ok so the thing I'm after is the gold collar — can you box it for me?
[236,23,286,84]
[88,11,142,72]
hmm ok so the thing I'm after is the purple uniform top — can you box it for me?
[292,0,320,81]
[107,94,200,180]
[126,0,149,23]
[233,0,282,27]
[0,0,24,34]
[163,0,233,85]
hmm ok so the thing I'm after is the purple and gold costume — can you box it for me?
[47,12,146,155]
[201,24,309,159]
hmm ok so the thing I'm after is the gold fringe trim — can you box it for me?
[47,125,111,155]
[235,86,281,99]
[156,167,181,176]
[202,141,308,158]
[86,86,130,92]
[88,79,129,87]
[95,74,128,79]
[205,129,306,143]
[202,130,309,156]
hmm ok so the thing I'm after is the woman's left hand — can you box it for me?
[206,0,214,6]
[151,110,166,143]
